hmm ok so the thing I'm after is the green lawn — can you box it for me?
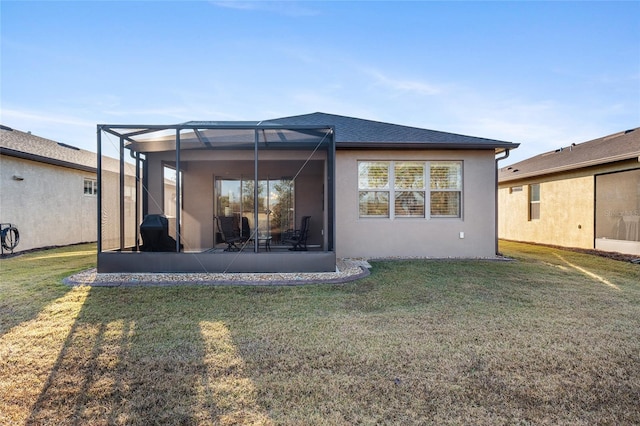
[1,241,639,425]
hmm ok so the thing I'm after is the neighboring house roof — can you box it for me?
[499,127,640,183]
[0,125,124,174]
[264,112,518,152]
[1,125,96,172]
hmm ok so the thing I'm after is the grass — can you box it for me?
[1,241,639,425]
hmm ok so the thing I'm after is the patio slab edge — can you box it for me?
[64,260,370,287]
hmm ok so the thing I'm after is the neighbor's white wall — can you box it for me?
[335,150,497,259]
[0,155,97,252]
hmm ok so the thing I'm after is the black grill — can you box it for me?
[140,214,178,252]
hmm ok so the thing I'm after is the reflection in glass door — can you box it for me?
[216,178,294,243]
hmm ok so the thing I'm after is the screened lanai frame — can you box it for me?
[96,122,336,273]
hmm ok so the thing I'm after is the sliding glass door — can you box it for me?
[216,178,294,243]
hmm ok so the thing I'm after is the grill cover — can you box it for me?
[140,214,178,252]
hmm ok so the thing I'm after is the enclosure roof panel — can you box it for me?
[119,125,333,153]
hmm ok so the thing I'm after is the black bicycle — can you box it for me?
[1,223,20,254]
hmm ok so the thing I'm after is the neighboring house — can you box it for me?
[97,112,519,273]
[0,125,137,253]
[498,127,640,256]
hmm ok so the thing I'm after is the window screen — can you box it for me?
[595,169,640,241]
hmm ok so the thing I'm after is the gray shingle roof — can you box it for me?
[0,125,122,173]
[265,112,518,151]
[499,127,640,183]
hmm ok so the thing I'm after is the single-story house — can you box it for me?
[498,127,640,256]
[0,125,138,253]
[98,112,519,273]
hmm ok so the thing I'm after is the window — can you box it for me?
[358,161,462,219]
[83,178,98,196]
[430,162,462,217]
[529,184,540,220]
[358,162,390,217]
[163,166,183,217]
[395,162,425,217]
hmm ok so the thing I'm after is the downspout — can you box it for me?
[130,149,145,251]
[254,129,259,253]
[119,137,125,252]
[175,130,181,252]
[495,149,510,255]
[97,126,102,255]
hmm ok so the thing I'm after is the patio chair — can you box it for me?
[283,216,311,251]
[215,216,242,251]
[240,216,251,242]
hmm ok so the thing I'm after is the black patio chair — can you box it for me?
[283,216,311,251]
[240,216,251,243]
[215,216,242,251]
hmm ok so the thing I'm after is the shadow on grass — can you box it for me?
[12,242,640,424]
[26,286,271,425]
[0,245,95,338]
[0,283,71,339]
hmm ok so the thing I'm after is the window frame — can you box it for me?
[358,160,463,219]
[83,178,98,196]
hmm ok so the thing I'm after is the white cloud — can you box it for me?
[2,108,95,129]
[210,1,320,17]
[362,68,443,96]
[435,93,632,165]
[1,107,98,151]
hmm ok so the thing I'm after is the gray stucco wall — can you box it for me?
[334,149,497,259]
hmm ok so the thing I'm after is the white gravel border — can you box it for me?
[64,258,371,287]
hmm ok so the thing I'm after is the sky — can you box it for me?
[1,0,639,165]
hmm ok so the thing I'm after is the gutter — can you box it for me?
[498,152,640,183]
[337,142,519,150]
[495,149,510,255]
